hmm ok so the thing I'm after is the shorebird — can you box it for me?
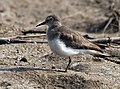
[36,15,109,72]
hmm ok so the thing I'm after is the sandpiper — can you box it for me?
[36,15,109,72]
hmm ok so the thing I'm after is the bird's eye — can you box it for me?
[48,17,54,21]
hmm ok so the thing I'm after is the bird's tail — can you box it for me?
[93,52,111,57]
[87,50,111,57]
[92,51,120,64]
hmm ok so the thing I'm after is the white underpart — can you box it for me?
[48,38,99,57]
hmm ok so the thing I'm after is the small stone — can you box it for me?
[20,57,28,62]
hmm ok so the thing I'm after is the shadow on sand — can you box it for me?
[0,67,65,72]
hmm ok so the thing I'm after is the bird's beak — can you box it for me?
[36,21,46,27]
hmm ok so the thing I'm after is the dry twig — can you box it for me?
[90,37,120,44]
[0,35,119,46]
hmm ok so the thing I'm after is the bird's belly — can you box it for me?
[48,39,80,57]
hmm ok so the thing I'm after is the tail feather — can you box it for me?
[92,51,120,64]
[93,52,111,57]
[94,51,120,58]
[104,58,120,64]
[87,50,111,57]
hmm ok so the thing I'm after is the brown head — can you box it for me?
[36,15,61,27]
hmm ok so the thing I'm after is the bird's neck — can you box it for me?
[47,22,62,41]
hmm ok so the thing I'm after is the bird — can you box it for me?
[36,15,110,72]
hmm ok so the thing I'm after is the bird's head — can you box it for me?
[36,15,61,27]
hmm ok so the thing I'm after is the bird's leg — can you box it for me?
[65,57,71,72]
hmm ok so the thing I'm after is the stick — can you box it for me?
[3,34,46,39]
[10,39,47,43]
[0,38,47,44]
[90,37,120,44]
[104,57,120,64]
[0,35,119,45]
[22,30,46,35]
[102,17,114,33]
[15,34,46,39]
[0,38,10,44]
[118,17,120,32]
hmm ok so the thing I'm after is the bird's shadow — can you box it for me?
[0,67,65,72]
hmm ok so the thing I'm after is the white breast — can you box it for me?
[48,38,81,57]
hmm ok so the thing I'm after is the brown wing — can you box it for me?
[56,26,103,52]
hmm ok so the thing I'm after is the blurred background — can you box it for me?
[0,0,120,34]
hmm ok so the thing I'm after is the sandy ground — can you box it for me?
[0,0,120,89]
